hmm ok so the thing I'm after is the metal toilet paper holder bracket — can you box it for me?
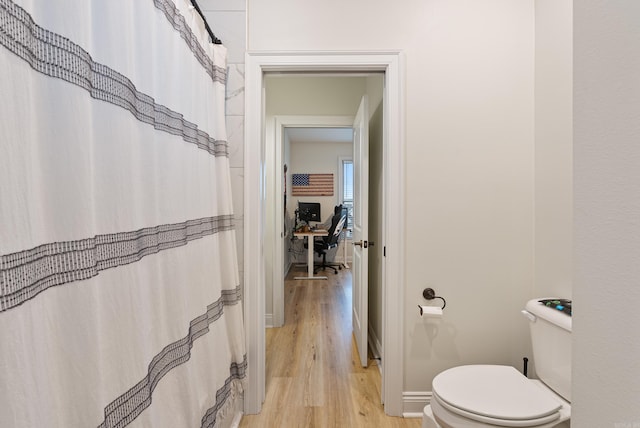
[422,288,446,309]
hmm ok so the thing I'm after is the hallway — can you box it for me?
[240,266,420,427]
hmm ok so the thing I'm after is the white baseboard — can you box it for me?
[265,313,273,329]
[403,391,432,418]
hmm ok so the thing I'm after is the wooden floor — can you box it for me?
[240,265,421,428]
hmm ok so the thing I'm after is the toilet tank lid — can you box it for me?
[525,298,572,332]
[433,365,562,422]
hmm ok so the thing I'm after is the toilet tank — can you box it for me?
[523,299,572,402]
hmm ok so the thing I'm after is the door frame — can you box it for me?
[268,115,355,328]
[244,51,406,416]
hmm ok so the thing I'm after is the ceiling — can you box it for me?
[285,127,353,144]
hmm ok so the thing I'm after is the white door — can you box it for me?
[352,95,369,368]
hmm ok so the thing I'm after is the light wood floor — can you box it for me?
[240,265,421,428]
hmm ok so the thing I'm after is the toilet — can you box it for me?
[422,298,572,428]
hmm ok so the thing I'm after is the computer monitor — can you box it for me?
[298,202,321,223]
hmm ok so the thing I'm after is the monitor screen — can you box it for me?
[298,202,321,223]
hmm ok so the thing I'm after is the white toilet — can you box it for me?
[422,298,572,428]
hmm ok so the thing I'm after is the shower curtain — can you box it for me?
[0,1,246,427]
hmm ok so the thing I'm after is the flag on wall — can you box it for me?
[292,173,334,196]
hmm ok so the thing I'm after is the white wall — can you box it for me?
[288,140,351,226]
[534,0,573,301]
[249,0,536,400]
[266,76,366,116]
[289,140,352,264]
[573,2,640,425]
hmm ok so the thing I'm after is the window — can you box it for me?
[339,157,354,238]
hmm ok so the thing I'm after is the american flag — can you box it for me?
[291,173,334,196]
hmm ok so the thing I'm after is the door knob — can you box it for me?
[353,240,363,247]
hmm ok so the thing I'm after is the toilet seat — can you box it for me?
[432,365,563,427]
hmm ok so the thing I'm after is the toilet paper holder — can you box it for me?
[422,288,446,309]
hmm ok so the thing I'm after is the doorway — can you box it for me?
[265,76,374,378]
[244,51,406,416]
[267,114,356,329]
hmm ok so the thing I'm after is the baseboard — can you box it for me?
[265,313,273,329]
[366,324,428,417]
[403,391,432,418]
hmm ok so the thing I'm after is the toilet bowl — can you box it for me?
[422,299,572,428]
[422,365,570,428]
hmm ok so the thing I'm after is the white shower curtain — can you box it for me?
[0,0,245,427]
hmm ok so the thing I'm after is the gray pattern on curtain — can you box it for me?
[0,1,245,427]
[0,0,228,157]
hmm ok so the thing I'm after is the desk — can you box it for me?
[293,229,329,280]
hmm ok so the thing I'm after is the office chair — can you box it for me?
[313,205,347,274]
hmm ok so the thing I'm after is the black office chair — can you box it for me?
[313,205,347,274]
